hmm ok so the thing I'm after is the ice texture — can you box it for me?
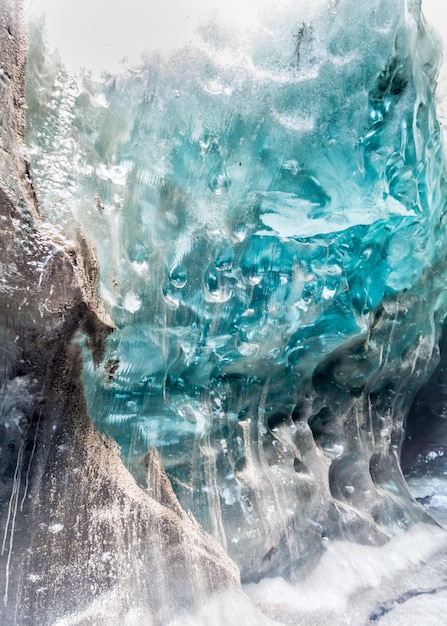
[25,0,447,584]
[0,4,257,625]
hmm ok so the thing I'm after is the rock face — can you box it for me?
[0,3,255,625]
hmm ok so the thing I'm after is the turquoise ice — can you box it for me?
[26,0,447,581]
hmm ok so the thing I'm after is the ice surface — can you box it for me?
[406,475,447,526]
[24,0,447,601]
[244,524,447,624]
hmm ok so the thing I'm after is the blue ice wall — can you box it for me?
[26,0,447,581]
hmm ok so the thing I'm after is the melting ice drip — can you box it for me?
[26,0,447,582]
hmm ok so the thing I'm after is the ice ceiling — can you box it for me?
[2,0,447,623]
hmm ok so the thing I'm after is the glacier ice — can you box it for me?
[1,3,259,625]
[24,0,447,583]
[1,0,447,623]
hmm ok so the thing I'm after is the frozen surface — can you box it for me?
[245,524,447,625]
[0,0,439,624]
[24,0,447,585]
[406,475,447,526]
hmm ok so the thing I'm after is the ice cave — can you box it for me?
[1,0,447,623]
